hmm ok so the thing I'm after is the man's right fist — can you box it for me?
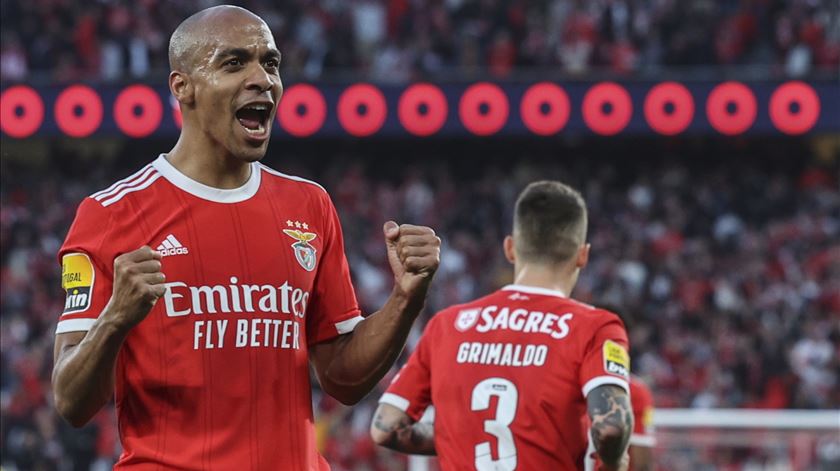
[106,246,166,330]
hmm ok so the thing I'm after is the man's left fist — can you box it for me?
[383,221,441,298]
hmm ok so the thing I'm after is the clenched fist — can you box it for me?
[104,246,167,330]
[383,221,441,300]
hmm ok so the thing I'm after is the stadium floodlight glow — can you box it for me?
[0,85,44,138]
[278,84,327,137]
[706,81,757,135]
[398,83,448,137]
[582,82,632,136]
[114,85,163,138]
[769,81,821,135]
[520,82,570,136]
[337,83,387,137]
[54,85,103,138]
[644,82,695,136]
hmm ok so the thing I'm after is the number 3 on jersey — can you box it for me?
[471,378,519,471]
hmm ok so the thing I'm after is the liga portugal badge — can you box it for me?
[283,229,318,272]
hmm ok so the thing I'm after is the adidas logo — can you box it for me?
[156,234,189,257]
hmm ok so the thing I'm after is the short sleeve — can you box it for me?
[305,193,362,345]
[379,319,435,422]
[579,314,630,397]
[56,198,115,334]
[630,379,656,447]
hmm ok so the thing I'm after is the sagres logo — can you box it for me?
[156,234,189,257]
[455,308,480,332]
[603,339,630,379]
[283,228,318,272]
[62,253,94,313]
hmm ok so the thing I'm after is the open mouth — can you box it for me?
[235,103,271,136]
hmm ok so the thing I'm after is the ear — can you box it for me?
[169,71,194,106]
[575,243,590,269]
[503,235,516,264]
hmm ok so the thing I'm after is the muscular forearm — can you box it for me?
[53,310,129,427]
[314,287,426,404]
[371,403,436,455]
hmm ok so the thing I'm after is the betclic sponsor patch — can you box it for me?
[62,253,94,313]
[603,339,629,379]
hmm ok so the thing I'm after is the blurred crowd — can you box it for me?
[1,138,838,469]
[2,0,840,83]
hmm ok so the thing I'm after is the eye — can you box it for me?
[224,58,242,67]
[265,59,280,70]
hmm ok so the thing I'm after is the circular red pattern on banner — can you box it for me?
[706,82,756,135]
[398,83,448,136]
[337,83,387,137]
[644,82,694,135]
[459,83,509,136]
[769,81,820,135]
[114,85,163,138]
[582,82,632,135]
[0,85,44,138]
[54,85,103,137]
[278,84,327,137]
[520,82,570,135]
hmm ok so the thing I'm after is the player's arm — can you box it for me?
[587,384,633,471]
[52,247,166,427]
[370,403,436,455]
[309,222,440,405]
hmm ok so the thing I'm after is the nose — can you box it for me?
[244,63,274,94]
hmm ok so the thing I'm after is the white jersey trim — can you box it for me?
[335,315,364,334]
[92,166,159,206]
[629,433,656,447]
[502,284,566,298]
[379,393,411,412]
[56,318,96,334]
[259,164,327,193]
[153,154,261,203]
[101,173,162,207]
[582,375,630,397]
[91,164,154,200]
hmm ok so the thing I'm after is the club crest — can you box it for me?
[455,308,481,332]
[283,229,318,272]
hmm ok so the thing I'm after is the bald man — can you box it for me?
[51,5,440,469]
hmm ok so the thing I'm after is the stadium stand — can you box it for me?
[1,0,838,83]
[1,138,837,469]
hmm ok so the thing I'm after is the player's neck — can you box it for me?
[166,134,253,189]
[511,263,577,297]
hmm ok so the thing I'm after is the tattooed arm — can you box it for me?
[370,403,436,455]
[587,384,633,471]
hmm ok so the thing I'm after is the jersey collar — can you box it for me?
[152,154,261,203]
[501,284,567,298]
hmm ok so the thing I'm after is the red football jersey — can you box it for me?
[57,155,363,469]
[381,285,630,471]
[629,376,656,448]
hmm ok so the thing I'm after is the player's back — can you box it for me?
[388,284,630,471]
